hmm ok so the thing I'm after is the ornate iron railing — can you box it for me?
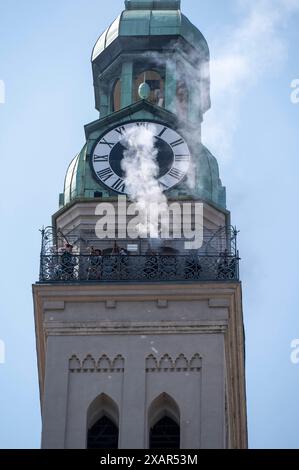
[38,226,240,283]
[39,253,239,283]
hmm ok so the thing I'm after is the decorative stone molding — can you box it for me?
[44,321,226,336]
[97,354,111,371]
[146,353,202,373]
[83,354,96,372]
[208,298,230,308]
[189,353,202,371]
[69,354,124,373]
[69,354,81,372]
[44,301,65,311]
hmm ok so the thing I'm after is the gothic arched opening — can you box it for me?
[86,393,119,449]
[148,393,180,449]
[87,415,118,449]
[150,416,180,449]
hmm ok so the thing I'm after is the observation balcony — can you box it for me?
[38,226,240,284]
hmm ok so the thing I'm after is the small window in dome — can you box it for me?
[134,70,165,107]
[112,79,121,112]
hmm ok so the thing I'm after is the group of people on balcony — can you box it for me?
[49,242,237,282]
[87,243,128,280]
[54,242,128,281]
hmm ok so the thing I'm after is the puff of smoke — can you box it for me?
[203,0,299,162]
[121,124,168,238]
[143,0,299,164]
[138,49,205,191]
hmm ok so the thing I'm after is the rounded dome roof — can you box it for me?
[63,152,81,206]
[61,141,225,209]
[63,145,109,206]
[92,9,208,62]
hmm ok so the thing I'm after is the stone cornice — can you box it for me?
[43,320,227,337]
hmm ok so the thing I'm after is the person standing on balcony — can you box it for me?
[112,241,120,255]
[61,243,75,280]
[88,247,103,280]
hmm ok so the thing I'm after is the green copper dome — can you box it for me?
[58,1,226,211]
[62,145,111,206]
[60,102,226,210]
[92,1,208,62]
[125,0,181,9]
[61,140,225,209]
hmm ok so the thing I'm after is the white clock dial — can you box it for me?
[91,121,191,194]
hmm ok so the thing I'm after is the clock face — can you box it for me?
[91,121,191,194]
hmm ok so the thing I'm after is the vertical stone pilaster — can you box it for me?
[188,83,203,128]
[165,61,177,113]
[119,347,146,448]
[121,62,133,108]
[41,336,69,449]
[200,335,226,448]
[99,95,109,118]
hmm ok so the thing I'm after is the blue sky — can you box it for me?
[0,0,298,449]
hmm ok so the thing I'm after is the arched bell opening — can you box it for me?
[134,68,165,107]
[148,393,180,449]
[86,394,119,449]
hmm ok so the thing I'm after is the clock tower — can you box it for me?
[33,0,247,449]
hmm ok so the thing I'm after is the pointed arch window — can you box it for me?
[87,415,118,449]
[86,394,119,449]
[150,416,180,449]
[148,393,180,449]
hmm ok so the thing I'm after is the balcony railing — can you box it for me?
[39,253,238,283]
[38,226,240,283]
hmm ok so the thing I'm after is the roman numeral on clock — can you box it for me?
[97,167,114,182]
[158,126,167,138]
[136,122,149,128]
[99,138,115,149]
[111,178,126,193]
[115,126,126,135]
[94,155,109,162]
[174,155,189,162]
[170,138,184,148]
[169,168,185,180]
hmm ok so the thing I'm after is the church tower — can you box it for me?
[33,0,247,449]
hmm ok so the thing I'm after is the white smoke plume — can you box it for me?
[145,0,298,164]
[121,124,168,238]
[119,0,299,233]
[203,0,299,161]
